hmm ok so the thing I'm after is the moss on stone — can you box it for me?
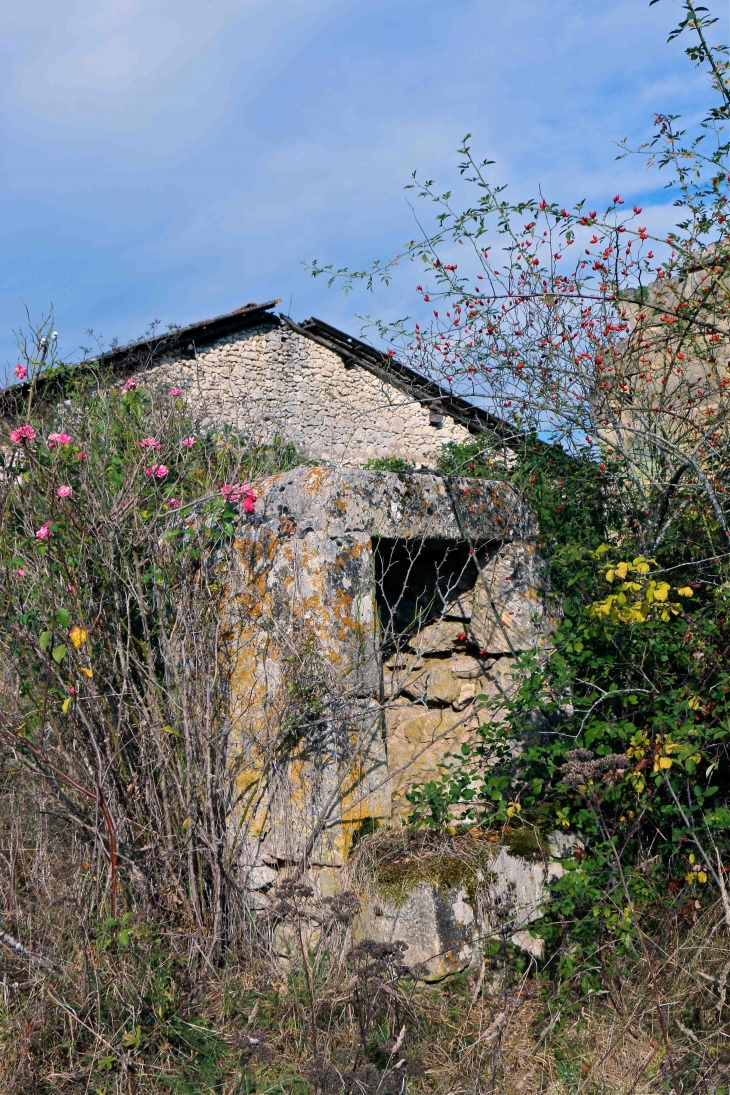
[359,824,550,909]
[501,825,549,863]
[373,844,497,908]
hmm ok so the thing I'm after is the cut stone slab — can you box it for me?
[485,656,519,701]
[468,542,555,654]
[243,865,278,891]
[356,882,475,981]
[442,591,474,621]
[407,619,467,655]
[396,666,430,702]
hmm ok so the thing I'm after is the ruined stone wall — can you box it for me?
[146,323,473,466]
[200,465,561,977]
[218,467,554,873]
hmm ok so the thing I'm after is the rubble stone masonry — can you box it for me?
[149,323,473,466]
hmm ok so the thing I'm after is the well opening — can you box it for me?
[373,536,492,654]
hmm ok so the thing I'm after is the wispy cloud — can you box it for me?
[0,0,723,369]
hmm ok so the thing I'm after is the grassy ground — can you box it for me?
[2,810,728,1094]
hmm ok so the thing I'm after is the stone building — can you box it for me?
[84,299,519,467]
[219,465,560,976]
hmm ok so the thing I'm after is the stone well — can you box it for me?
[223,467,555,883]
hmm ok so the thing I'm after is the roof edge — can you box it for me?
[90,299,282,373]
[285,315,527,448]
[0,300,281,414]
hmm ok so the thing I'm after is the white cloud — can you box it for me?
[0,0,724,368]
[1,0,343,140]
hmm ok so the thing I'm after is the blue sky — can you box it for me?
[0,0,723,374]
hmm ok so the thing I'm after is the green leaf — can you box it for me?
[55,607,72,628]
[39,630,52,652]
[52,644,67,664]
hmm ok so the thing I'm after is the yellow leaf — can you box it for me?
[615,562,629,579]
[685,871,696,884]
[69,626,87,649]
[182,818,192,830]
[605,569,615,583]
[676,586,693,597]
[61,696,72,714]
[688,696,701,710]
[654,582,670,602]
[689,853,696,864]
[698,871,707,884]
[79,667,93,679]
[658,756,673,769]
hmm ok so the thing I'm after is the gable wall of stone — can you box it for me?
[147,322,473,465]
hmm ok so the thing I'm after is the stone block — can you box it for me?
[352,832,570,978]
[356,882,475,981]
[468,542,554,654]
[450,653,489,679]
[425,662,460,704]
[407,619,467,655]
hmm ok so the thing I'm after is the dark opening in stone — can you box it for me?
[373,537,490,651]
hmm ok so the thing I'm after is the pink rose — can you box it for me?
[67,582,77,593]
[169,387,182,396]
[14,364,27,380]
[221,483,256,509]
[74,452,88,461]
[123,376,138,392]
[144,464,168,479]
[10,425,36,444]
[66,686,75,696]
[166,497,180,508]
[17,568,25,577]
[182,436,196,447]
[48,432,72,448]
[36,523,51,540]
[57,485,73,498]
[139,437,161,450]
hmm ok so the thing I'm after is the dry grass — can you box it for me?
[3,804,728,1095]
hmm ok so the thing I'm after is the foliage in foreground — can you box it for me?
[311,4,730,1085]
